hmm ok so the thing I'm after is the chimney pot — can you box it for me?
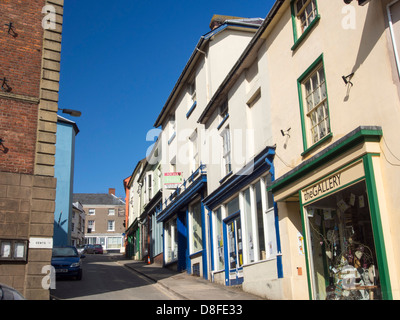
[109,188,115,195]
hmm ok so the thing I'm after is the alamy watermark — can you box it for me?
[42,5,57,30]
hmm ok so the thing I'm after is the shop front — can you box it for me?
[270,126,393,300]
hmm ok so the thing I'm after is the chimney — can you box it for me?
[109,188,115,195]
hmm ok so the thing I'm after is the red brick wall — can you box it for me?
[0,0,46,174]
[0,0,45,97]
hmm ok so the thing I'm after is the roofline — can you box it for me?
[198,0,286,124]
[153,21,262,128]
[57,114,80,135]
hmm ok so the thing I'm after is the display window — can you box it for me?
[304,179,381,300]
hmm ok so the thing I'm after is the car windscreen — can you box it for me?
[52,247,78,257]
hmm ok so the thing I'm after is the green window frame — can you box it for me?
[291,0,321,51]
[297,54,332,155]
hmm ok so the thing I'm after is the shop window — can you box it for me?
[165,218,178,263]
[243,188,254,263]
[190,201,203,253]
[298,54,331,154]
[255,181,266,260]
[305,180,382,300]
[214,207,225,271]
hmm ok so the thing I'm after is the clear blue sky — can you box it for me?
[59,0,275,198]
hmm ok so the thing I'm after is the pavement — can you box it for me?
[111,255,265,300]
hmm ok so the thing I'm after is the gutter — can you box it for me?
[198,0,286,124]
[387,0,400,79]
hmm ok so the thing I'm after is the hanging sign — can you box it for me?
[301,160,365,205]
[164,172,183,189]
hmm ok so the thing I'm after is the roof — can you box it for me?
[153,15,263,128]
[57,115,80,135]
[198,0,286,124]
[73,193,125,206]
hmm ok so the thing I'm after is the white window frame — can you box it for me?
[189,200,203,254]
[107,220,115,232]
[189,129,199,172]
[301,63,330,146]
[88,220,95,232]
[88,208,95,215]
[108,208,115,216]
[294,0,318,35]
[221,126,232,176]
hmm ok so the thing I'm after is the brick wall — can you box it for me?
[0,0,64,300]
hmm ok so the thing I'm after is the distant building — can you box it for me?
[73,189,126,253]
[71,202,85,246]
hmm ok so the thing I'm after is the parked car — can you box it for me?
[76,245,86,255]
[51,246,85,280]
[93,244,103,254]
[0,283,25,300]
[85,244,103,254]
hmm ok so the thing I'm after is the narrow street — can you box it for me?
[50,254,179,300]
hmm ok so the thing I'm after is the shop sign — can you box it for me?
[301,161,364,205]
[164,172,183,189]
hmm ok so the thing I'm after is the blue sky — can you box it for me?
[59,0,275,198]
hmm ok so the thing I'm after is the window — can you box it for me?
[217,101,229,129]
[108,237,122,249]
[190,201,203,253]
[168,115,176,144]
[165,218,178,263]
[190,129,199,171]
[214,207,225,270]
[291,0,320,50]
[221,127,232,176]
[107,220,115,231]
[108,208,115,216]
[88,208,95,215]
[298,55,331,152]
[146,172,153,201]
[88,220,95,232]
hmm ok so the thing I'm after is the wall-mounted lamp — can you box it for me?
[281,128,291,138]
[342,73,354,86]
[58,108,82,117]
[1,77,12,92]
[0,139,9,154]
[4,22,18,37]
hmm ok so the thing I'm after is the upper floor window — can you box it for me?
[88,208,95,215]
[298,54,331,153]
[107,220,115,232]
[221,126,232,176]
[291,0,320,50]
[108,208,115,216]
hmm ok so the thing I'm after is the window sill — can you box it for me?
[301,132,333,157]
[291,14,320,52]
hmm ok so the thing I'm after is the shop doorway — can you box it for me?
[304,180,382,300]
[224,213,243,286]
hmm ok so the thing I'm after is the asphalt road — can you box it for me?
[50,254,178,300]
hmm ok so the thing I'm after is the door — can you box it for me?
[225,215,243,286]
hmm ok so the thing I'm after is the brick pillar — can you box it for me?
[0,0,64,300]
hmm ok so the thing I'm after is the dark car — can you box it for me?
[0,283,25,300]
[51,246,85,280]
[93,244,103,254]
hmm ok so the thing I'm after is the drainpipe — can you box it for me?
[387,0,400,79]
[265,148,284,279]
